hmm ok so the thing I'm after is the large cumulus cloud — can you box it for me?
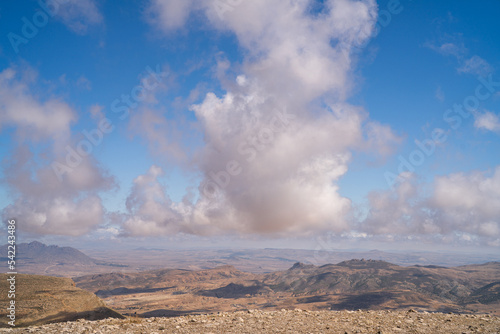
[122,0,401,237]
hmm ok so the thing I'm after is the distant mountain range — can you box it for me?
[0,241,127,276]
[74,259,500,317]
[1,241,96,265]
[80,246,500,274]
[262,260,500,308]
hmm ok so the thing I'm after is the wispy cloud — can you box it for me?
[48,0,103,34]
[425,41,466,58]
[76,75,92,90]
[425,38,494,76]
[435,86,445,102]
[458,55,494,77]
[145,0,197,32]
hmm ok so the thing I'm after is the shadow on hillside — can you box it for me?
[464,282,500,304]
[330,292,394,310]
[297,295,331,304]
[197,283,270,299]
[16,307,124,327]
[138,309,212,318]
[96,286,174,296]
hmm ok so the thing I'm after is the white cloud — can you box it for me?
[3,196,104,236]
[457,55,493,76]
[190,94,357,235]
[0,68,75,142]
[363,173,429,235]
[433,168,500,228]
[48,0,103,34]
[474,110,500,133]
[364,121,402,159]
[362,168,500,243]
[122,165,185,236]
[0,67,115,236]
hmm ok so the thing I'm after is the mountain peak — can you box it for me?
[27,240,45,247]
[290,262,314,270]
[3,241,96,266]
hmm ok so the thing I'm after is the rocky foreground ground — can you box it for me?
[1,309,499,333]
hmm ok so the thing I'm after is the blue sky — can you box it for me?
[1,0,500,252]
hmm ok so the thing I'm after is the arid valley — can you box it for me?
[2,241,500,331]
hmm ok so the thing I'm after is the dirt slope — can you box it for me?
[0,274,123,328]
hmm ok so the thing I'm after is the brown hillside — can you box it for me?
[0,274,123,327]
